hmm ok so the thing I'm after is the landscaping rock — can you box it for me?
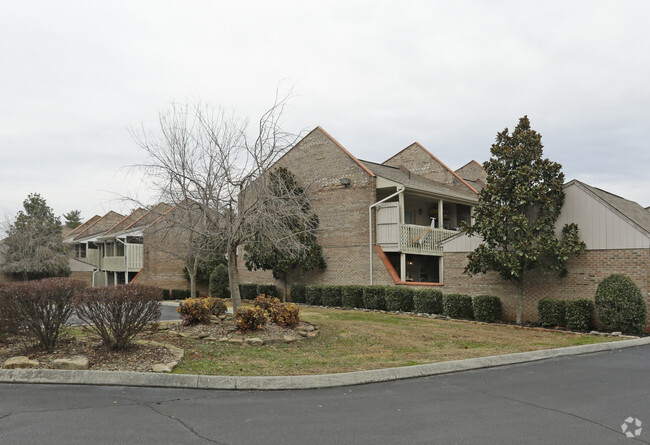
[218,337,229,342]
[245,338,264,346]
[265,337,285,345]
[307,331,318,338]
[204,336,219,342]
[219,314,228,320]
[228,338,244,345]
[297,330,308,337]
[589,331,601,336]
[152,361,177,373]
[3,356,39,369]
[283,335,296,343]
[52,356,89,370]
[611,332,622,337]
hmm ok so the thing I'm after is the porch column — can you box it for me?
[439,257,444,283]
[470,206,475,226]
[400,253,406,282]
[398,191,405,224]
[438,200,444,229]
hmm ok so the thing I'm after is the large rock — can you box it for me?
[52,356,89,370]
[244,338,264,346]
[152,361,178,373]
[3,356,39,369]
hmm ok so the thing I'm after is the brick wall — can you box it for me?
[237,128,395,296]
[442,248,650,323]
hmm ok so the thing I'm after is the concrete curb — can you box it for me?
[1,336,648,391]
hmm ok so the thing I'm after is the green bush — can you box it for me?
[321,285,342,307]
[171,289,187,300]
[305,285,323,305]
[235,306,267,332]
[256,284,278,298]
[239,283,258,300]
[537,298,567,327]
[209,264,230,299]
[290,284,306,303]
[385,287,414,312]
[473,295,502,323]
[161,289,171,300]
[443,294,474,319]
[595,274,647,335]
[341,285,365,308]
[565,298,594,331]
[413,289,443,314]
[362,286,387,310]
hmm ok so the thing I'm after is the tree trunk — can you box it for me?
[227,244,242,313]
[516,279,524,325]
[282,272,288,302]
[189,257,199,298]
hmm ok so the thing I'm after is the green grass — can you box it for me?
[172,307,622,376]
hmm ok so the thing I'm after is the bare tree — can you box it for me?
[132,93,316,311]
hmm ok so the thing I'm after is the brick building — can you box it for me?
[238,127,649,324]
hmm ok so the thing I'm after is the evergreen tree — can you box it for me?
[63,210,82,229]
[2,193,71,280]
[465,116,585,324]
[244,167,326,300]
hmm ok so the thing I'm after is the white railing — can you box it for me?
[399,224,458,256]
[100,244,143,271]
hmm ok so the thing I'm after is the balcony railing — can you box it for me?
[399,224,458,255]
[100,244,143,271]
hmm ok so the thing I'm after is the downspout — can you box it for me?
[369,187,405,285]
[92,268,98,288]
[116,237,128,284]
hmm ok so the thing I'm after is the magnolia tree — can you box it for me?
[465,116,585,324]
[132,93,318,312]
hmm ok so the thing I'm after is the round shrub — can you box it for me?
[595,274,647,335]
[413,289,443,314]
[443,294,474,319]
[290,284,306,303]
[362,285,387,310]
[385,287,414,312]
[206,297,228,316]
[209,264,230,298]
[565,298,594,331]
[473,295,502,323]
[341,285,365,308]
[321,285,343,307]
[253,295,281,311]
[537,298,567,327]
[177,298,212,325]
[269,303,300,328]
[235,306,268,332]
[256,284,278,299]
[305,285,323,306]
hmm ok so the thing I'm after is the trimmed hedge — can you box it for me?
[413,289,443,314]
[385,287,414,312]
[256,284,278,299]
[362,286,387,310]
[595,274,647,335]
[473,295,502,323]
[161,289,172,300]
[537,298,567,327]
[305,285,323,306]
[170,289,200,300]
[565,298,594,331]
[290,284,306,303]
[341,285,365,308]
[443,294,474,319]
[239,283,258,300]
[321,285,342,307]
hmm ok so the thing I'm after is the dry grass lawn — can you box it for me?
[174,307,621,376]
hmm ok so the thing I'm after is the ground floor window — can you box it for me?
[385,253,440,283]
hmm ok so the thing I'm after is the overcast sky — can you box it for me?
[1,1,648,228]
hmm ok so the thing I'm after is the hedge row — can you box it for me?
[289,284,503,322]
[537,298,594,331]
[161,288,200,300]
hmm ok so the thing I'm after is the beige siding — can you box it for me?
[557,183,650,249]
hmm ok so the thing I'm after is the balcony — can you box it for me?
[101,244,143,271]
[377,223,458,256]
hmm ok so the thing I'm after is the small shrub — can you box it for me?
[537,298,567,327]
[270,303,300,328]
[385,287,414,312]
[443,294,474,319]
[305,285,323,306]
[75,284,162,350]
[253,295,281,311]
[209,264,230,299]
[5,278,87,350]
[256,284,278,299]
[413,289,443,314]
[235,306,268,332]
[239,283,258,300]
[0,287,21,336]
[341,285,365,308]
[206,297,228,316]
[595,274,647,335]
[321,285,342,307]
[473,295,502,323]
[177,298,212,325]
[362,285,387,310]
[565,299,594,331]
[289,284,306,303]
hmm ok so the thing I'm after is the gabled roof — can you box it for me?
[122,203,174,232]
[569,180,650,236]
[73,211,125,241]
[360,160,478,203]
[104,208,148,235]
[67,215,100,237]
[384,142,479,194]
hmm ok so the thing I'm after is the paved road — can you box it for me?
[2,345,649,444]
